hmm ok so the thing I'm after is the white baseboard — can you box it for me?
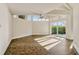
[74,43,79,54]
[32,34,49,35]
[2,38,12,55]
[12,34,32,39]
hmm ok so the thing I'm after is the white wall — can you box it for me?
[32,21,49,35]
[0,4,12,54]
[73,6,79,54]
[66,14,73,40]
[12,17,32,39]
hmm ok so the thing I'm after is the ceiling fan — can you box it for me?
[39,14,45,19]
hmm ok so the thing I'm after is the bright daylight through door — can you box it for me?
[49,15,66,38]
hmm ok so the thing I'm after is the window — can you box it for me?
[32,15,40,21]
[32,15,49,21]
[51,21,66,34]
[23,15,49,21]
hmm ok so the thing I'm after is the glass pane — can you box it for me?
[52,26,57,34]
[58,26,66,34]
[32,15,40,21]
[58,21,66,34]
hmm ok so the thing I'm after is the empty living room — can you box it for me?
[0,2,79,56]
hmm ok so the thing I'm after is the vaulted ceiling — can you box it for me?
[7,3,71,15]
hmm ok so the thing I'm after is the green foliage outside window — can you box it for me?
[52,26,57,34]
[52,26,66,34]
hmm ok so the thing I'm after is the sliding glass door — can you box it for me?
[50,21,66,35]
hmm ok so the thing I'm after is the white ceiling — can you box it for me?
[7,3,70,15]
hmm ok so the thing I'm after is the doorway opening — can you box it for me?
[49,15,66,38]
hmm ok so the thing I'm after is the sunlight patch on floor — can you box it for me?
[37,38,58,46]
[44,41,61,50]
[34,35,62,50]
